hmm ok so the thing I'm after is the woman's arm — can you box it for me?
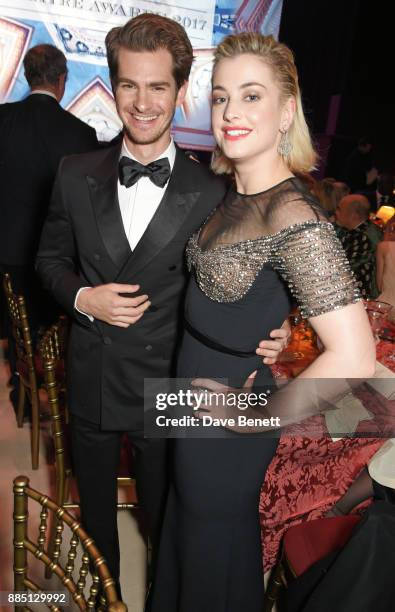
[301,301,376,379]
[269,213,376,380]
[325,467,374,517]
[194,219,377,431]
[193,303,375,432]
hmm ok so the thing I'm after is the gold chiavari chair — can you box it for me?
[38,318,70,509]
[3,273,41,469]
[38,321,139,577]
[13,475,127,611]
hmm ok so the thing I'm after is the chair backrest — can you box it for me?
[39,316,68,364]
[2,273,36,389]
[39,318,71,501]
[13,475,127,611]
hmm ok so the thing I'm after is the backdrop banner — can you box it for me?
[0,0,283,148]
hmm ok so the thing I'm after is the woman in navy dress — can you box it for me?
[150,33,376,612]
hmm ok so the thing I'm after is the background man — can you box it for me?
[0,44,98,409]
[335,194,383,298]
[344,137,378,206]
[36,14,287,594]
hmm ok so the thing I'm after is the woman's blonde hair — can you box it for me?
[210,33,318,175]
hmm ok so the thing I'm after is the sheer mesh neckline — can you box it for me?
[196,177,327,253]
[186,172,359,312]
[235,176,296,198]
[193,218,332,253]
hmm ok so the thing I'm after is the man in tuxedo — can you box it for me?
[0,44,98,404]
[36,14,287,592]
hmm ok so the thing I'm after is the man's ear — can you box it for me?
[56,72,67,102]
[176,80,188,108]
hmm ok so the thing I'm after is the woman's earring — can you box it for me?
[278,128,292,157]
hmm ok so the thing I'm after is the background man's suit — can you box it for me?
[36,141,226,580]
[0,93,98,268]
[0,93,98,343]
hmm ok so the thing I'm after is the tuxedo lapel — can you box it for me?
[86,143,131,270]
[116,149,200,281]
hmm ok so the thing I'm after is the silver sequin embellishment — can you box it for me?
[186,220,361,317]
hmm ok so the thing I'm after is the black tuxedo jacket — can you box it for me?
[36,143,227,430]
[0,94,98,265]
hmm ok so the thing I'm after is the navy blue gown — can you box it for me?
[150,178,359,612]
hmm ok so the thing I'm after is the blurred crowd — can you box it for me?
[299,143,395,307]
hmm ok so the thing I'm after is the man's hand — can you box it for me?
[76,283,150,328]
[256,318,291,364]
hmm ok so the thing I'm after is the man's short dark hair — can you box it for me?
[23,44,67,88]
[105,13,193,90]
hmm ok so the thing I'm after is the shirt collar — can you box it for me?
[121,138,176,172]
[30,90,58,101]
[351,220,368,231]
[335,220,368,232]
[339,221,367,233]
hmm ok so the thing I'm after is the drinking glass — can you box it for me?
[281,312,307,361]
[364,300,393,342]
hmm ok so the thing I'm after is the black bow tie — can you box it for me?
[119,156,171,188]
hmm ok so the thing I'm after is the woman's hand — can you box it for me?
[324,504,346,518]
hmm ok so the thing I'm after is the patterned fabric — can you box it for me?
[376,339,395,370]
[260,359,395,571]
[334,220,383,299]
[187,179,360,316]
[260,434,384,571]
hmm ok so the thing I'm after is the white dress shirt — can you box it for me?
[75,138,176,319]
[30,90,58,100]
[118,138,176,250]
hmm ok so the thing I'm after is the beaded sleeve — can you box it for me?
[269,221,361,318]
